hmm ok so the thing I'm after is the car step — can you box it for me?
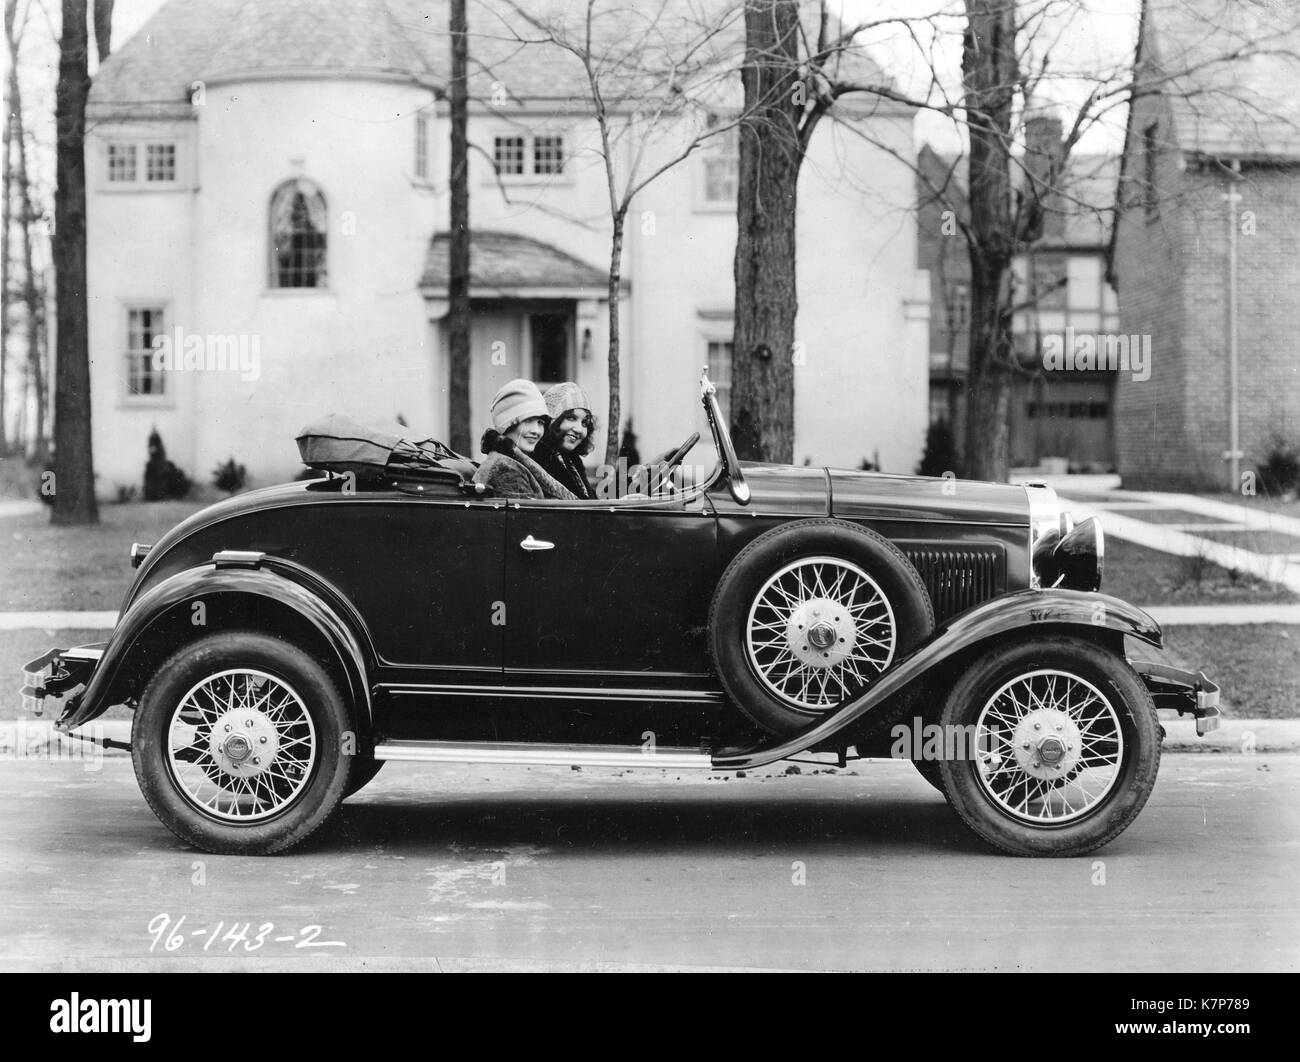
[372,740,715,770]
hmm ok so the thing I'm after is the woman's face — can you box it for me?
[508,416,546,454]
[556,410,590,452]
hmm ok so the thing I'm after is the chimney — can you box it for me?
[1025,109,1065,240]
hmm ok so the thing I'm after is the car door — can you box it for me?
[501,492,720,687]
[295,493,507,678]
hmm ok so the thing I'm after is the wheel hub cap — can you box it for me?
[208,706,281,779]
[1011,708,1082,780]
[787,601,855,668]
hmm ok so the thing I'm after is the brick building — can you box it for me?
[1109,0,1300,490]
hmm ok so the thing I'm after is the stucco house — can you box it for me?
[1109,0,1300,491]
[84,0,929,496]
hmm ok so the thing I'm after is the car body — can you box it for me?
[23,373,1220,856]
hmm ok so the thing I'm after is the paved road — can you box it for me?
[2,756,1295,971]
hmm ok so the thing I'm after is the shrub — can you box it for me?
[617,420,641,467]
[212,457,248,495]
[113,484,138,504]
[1258,438,1300,496]
[917,419,960,478]
[143,428,192,501]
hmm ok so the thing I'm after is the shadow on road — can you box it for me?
[312,785,987,857]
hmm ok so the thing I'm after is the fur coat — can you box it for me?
[473,431,578,500]
[531,438,595,500]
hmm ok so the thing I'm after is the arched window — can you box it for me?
[269,179,327,288]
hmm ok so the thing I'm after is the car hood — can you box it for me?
[828,468,1029,526]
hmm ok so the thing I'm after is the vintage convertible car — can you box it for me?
[22,373,1219,857]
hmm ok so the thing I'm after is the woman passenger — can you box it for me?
[533,382,596,499]
[473,379,577,500]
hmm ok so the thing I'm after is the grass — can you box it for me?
[2,501,208,611]
[1193,529,1300,555]
[1103,536,1297,605]
[1160,623,1300,719]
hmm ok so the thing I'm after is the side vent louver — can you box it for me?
[903,547,1004,623]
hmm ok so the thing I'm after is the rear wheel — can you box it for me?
[937,636,1160,857]
[132,631,353,855]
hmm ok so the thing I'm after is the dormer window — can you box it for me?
[269,178,328,289]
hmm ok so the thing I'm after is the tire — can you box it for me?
[131,631,354,855]
[911,757,946,795]
[709,519,935,734]
[344,756,384,798]
[936,636,1160,857]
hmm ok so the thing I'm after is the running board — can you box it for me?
[373,740,715,771]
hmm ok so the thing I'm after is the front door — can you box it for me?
[502,497,720,685]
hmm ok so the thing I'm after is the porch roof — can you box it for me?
[419,231,614,296]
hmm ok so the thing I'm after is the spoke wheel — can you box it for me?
[709,519,934,735]
[746,557,896,710]
[973,669,1122,825]
[133,631,354,855]
[167,669,317,823]
[936,636,1160,858]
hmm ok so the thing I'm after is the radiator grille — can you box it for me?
[903,547,1005,623]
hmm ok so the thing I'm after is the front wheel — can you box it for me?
[936,636,1160,857]
[132,631,354,855]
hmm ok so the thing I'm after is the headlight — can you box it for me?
[1033,517,1104,591]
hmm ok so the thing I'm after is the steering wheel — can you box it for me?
[661,431,700,472]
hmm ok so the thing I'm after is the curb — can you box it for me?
[2,718,1298,760]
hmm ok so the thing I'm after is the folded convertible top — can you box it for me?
[295,413,477,482]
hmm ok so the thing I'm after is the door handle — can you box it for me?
[520,535,555,551]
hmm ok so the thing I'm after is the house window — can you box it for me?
[107,143,138,183]
[702,123,738,204]
[706,339,733,423]
[1142,122,1159,220]
[415,113,429,179]
[493,136,526,176]
[146,143,176,182]
[126,307,166,398]
[269,178,328,289]
[493,133,565,178]
[944,282,970,334]
[533,135,564,175]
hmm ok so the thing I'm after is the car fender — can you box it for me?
[713,589,1161,770]
[57,558,374,730]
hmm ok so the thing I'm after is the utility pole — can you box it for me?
[1224,159,1242,489]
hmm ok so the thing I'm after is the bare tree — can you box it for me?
[483,0,744,465]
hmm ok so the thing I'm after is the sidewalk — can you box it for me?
[1061,490,1300,594]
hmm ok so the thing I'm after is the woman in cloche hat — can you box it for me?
[473,379,577,500]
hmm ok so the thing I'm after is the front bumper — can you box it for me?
[1132,660,1221,736]
[20,645,105,720]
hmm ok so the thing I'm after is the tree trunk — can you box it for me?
[15,71,44,454]
[447,0,471,455]
[92,0,111,62]
[52,0,97,524]
[730,0,801,464]
[2,0,16,455]
[961,0,1018,483]
[603,207,626,467]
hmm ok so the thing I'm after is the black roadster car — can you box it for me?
[23,373,1219,857]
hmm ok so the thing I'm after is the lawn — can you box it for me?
[1103,535,1297,605]
[1159,624,1300,719]
[2,501,208,611]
